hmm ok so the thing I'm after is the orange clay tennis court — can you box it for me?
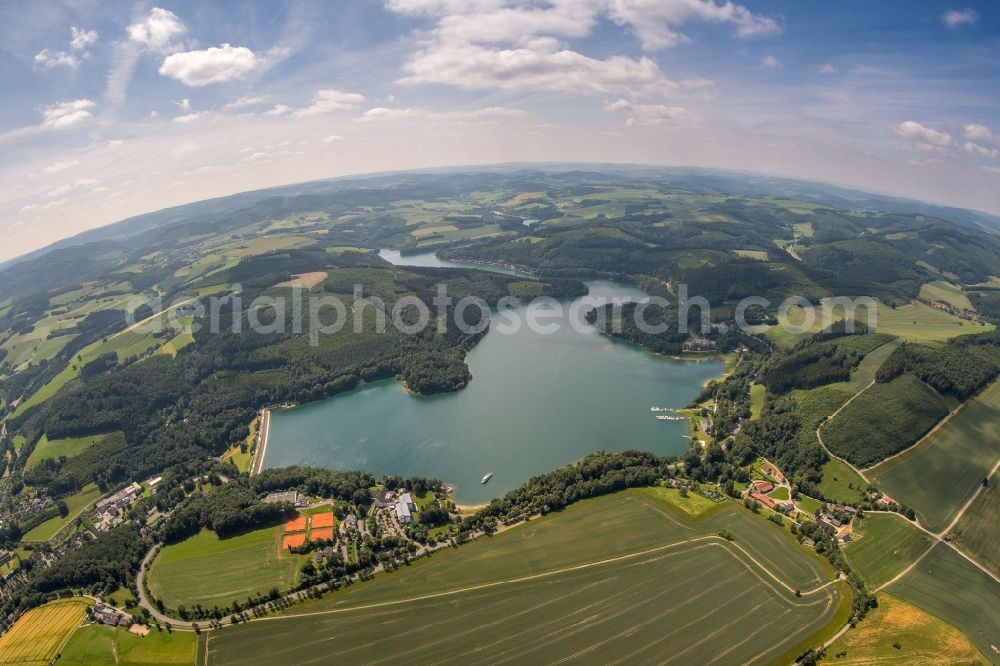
[309,527,334,540]
[310,512,335,528]
[283,514,307,532]
[282,533,306,549]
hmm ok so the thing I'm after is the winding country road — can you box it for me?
[815,381,874,483]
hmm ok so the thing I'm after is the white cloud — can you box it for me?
[34,26,100,70]
[20,198,68,213]
[70,26,99,50]
[359,106,525,124]
[389,0,779,51]
[964,123,995,144]
[41,100,96,130]
[942,8,978,28]
[321,134,343,143]
[43,159,79,173]
[760,55,782,68]
[159,44,260,86]
[34,49,78,69]
[291,89,366,118]
[173,111,208,124]
[226,95,267,109]
[360,107,421,121]
[891,120,952,147]
[242,151,271,163]
[264,104,292,116]
[176,98,192,113]
[47,178,99,198]
[388,1,771,99]
[604,0,780,50]
[982,166,1000,176]
[604,98,698,127]
[964,142,1000,159]
[400,40,675,98]
[817,63,836,75]
[127,7,186,52]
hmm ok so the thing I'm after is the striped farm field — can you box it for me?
[870,377,1000,533]
[0,597,92,665]
[953,478,1000,577]
[203,491,849,666]
[887,543,1000,660]
[843,513,932,589]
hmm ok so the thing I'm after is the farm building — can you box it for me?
[92,603,130,627]
[755,481,774,494]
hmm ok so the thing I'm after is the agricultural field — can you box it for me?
[762,299,988,349]
[25,433,106,469]
[22,483,101,542]
[823,593,987,665]
[887,544,1000,660]
[873,300,992,341]
[953,478,1000,577]
[749,383,765,419]
[147,525,303,611]
[203,491,847,666]
[56,624,197,666]
[821,375,950,467]
[0,597,91,665]
[871,377,1000,533]
[818,457,868,508]
[824,338,900,395]
[919,280,974,311]
[842,513,933,589]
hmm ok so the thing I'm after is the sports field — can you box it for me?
[953,479,1000,577]
[887,543,1000,661]
[203,491,848,666]
[310,512,334,528]
[283,514,307,532]
[843,513,932,589]
[870,377,1000,533]
[309,527,334,540]
[0,597,91,665]
[824,593,987,665]
[147,525,302,611]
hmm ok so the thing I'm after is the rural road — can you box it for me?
[815,380,874,483]
[111,297,197,340]
[874,455,1000,592]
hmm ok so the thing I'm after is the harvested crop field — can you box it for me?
[0,597,91,665]
[203,491,847,666]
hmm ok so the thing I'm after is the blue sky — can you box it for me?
[1,0,998,261]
